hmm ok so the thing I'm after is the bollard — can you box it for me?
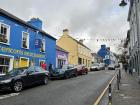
[119,69,121,79]
[108,84,112,105]
[117,74,119,90]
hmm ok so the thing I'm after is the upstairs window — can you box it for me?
[40,39,45,52]
[0,23,10,44]
[22,32,29,49]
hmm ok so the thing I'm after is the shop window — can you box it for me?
[22,32,29,49]
[19,57,29,67]
[40,39,45,52]
[0,56,10,73]
[0,23,10,44]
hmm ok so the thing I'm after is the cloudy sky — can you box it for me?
[0,0,129,53]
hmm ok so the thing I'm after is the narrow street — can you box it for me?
[0,70,116,105]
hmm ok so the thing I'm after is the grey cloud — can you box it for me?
[0,0,129,52]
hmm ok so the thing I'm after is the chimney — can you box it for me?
[79,39,84,44]
[107,47,110,51]
[63,29,69,35]
[28,18,42,30]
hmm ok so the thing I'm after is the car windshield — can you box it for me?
[7,68,26,76]
[62,65,69,69]
[92,63,99,66]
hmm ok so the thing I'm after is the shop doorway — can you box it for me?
[0,54,14,74]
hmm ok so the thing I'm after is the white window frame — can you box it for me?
[0,22,10,45]
[19,57,29,67]
[22,31,29,49]
[40,39,45,52]
[0,54,14,72]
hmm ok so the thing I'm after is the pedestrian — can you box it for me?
[41,62,47,70]
[129,67,133,75]
[49,63,53,71]
[124,63,128,73]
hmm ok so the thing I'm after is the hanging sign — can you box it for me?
[35,39,42,48]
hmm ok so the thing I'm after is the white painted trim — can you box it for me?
[21,31,29,49]
[19,57,29,67]
[0,22,11,45]
[0,54,14,71]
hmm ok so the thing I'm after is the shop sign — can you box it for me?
[58,54,67,59]
[35,39,42,48]
[0,46,45,58]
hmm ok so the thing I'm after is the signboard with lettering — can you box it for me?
[0,46,45,58]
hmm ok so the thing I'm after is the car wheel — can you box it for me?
[13,81,23,92]
[43,76,49,85]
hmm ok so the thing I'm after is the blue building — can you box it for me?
[97,45,110,65]
[0,8,56,73]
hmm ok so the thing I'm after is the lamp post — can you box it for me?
[119,0,140,76]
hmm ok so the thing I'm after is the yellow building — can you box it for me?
[57,29,92,68]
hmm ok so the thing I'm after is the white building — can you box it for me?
[127,0,140,75]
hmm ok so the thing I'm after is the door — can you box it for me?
[23,66,36,86]
[34,66,44,83]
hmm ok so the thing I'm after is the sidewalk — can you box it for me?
[112,69,140,105]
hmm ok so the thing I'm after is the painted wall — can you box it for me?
[97,45,110,65]
[57,34,78,65]
[0,15,56,70]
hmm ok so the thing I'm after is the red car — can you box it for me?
[75,65,88,75]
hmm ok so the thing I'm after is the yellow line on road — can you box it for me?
[93,75,116,105]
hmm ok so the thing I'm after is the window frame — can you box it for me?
[22,31,29,49]
[0,22,10,45]
[40,38,46,53]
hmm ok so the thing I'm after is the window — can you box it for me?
[35,66,42,72]
[0,23,10,44]
[22,32,29,49]
[19,57,29,67]
[40,39,45,52]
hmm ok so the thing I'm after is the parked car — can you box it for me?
[0,66,49,92]
[75,65,88,75]
[50,64,77,79]
[115,63,120,68]
[108,64,115,70]
[90,63,99,71]
[99,63,105,70]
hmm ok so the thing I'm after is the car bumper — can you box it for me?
[50,74,64,79]
[0,82,12,90]
[108,67,115,70]
[90,68,99,71]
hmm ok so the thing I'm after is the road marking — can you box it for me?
[0,93,20,100]
[93,75,116,105]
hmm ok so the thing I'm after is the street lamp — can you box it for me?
[119,0,127,6]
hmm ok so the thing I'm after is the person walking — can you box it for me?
[41,62,47,70]
[124,63,128,73]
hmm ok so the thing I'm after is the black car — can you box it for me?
[50,64,77,79]
[0,66,49,92]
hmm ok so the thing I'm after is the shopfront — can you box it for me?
[56,46,68,68]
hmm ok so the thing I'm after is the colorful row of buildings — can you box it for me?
[0,8,92,74]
